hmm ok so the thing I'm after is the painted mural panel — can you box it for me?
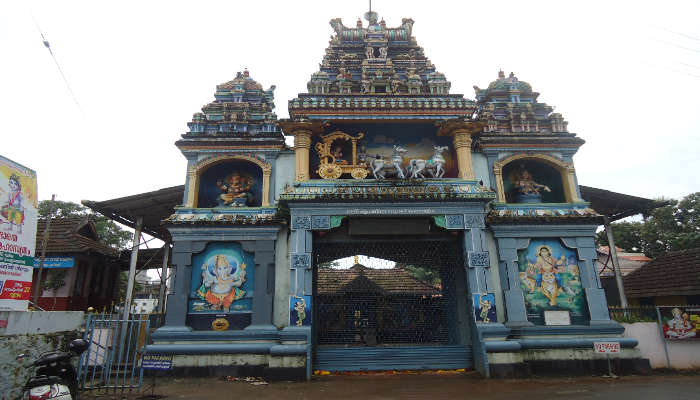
[197,161,262,208]
[659,306,700,340]
[0,156,38,311]
[311,123,457,179]
[290,295,311,326]
[189,242,254,313]
[473,293,497,323]
[517,239,585,323]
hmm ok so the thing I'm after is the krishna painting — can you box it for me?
[518,239,585,322]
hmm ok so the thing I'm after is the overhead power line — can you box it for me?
[30,12,83,114]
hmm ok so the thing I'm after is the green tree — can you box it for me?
[38,200,132,249]
[44,269,67,311]
[595,221,644,252]
[596,192,700,258]
[405,265,441,286]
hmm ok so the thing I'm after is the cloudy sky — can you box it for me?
[2,0,699,208]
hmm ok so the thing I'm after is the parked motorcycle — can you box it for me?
[16,338,89,400]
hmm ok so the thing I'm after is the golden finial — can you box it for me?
[354,255,359,265]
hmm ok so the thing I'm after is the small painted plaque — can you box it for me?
[468,251,490,268]
[544,310,571,326]
[290,295,311,326]
[473,293,497,323]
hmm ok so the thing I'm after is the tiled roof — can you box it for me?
[35,216,118,257]
[317,265,440,295]
[597,247,650,277]
[624,248,700,298]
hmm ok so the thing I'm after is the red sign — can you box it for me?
[594,341,620,353]
[0,279,32,300]
[0,319,7,328]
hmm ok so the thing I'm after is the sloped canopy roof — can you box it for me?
[578,185,665,221]
[624,248,700,298]
[82,185,183,241]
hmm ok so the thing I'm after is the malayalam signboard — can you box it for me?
[659,306,700,340]
[594,341,620,354]
[141,354,173,370]
[0,155,38,311]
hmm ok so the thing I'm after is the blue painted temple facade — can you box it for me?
[148,10,646,378]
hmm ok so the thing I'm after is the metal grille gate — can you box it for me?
[313,236,473,371]
[77,313,149,393]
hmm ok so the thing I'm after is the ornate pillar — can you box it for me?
[562,165,582,202]
[262,165,272,207]
[493,166,506,203]
[454,131,475,180]
[279,121,323,183]
[437,120,485,181]
[186,165,197,207]
[294,130,312,182]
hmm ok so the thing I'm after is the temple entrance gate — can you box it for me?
[311,220,474,372]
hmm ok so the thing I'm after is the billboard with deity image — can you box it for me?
[0,155,38,311]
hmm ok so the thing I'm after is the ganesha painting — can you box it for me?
[189,243,254,313]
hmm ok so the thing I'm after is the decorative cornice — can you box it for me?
[280,180,496,203]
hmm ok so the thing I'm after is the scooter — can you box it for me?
[16,338,90,400]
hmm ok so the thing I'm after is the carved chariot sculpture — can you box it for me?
[314,131,370,179]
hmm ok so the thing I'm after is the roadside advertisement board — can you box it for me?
[659,306,700,340]
[0,155,38,311]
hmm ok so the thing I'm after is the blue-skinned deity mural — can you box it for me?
[517,239,585,323]
[473,293,497,323]
[189,243,254,313]
[290,295,312,326]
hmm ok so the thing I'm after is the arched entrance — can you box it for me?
[311,218,473,372]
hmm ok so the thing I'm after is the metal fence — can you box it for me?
[77,313,150,394]
[608,306,658,323]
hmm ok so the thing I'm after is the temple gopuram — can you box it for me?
[87,9,653,379]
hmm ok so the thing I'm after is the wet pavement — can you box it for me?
[85,372,700,400]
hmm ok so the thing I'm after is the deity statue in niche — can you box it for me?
[510,167,551,203]
[195,254,247,312]
[216,172,253,207]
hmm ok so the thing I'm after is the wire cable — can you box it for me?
[30,12,84,114]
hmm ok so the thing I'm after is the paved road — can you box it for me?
[87,373,700,400]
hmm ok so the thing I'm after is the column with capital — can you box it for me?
[294,131,312,182]
[453,130,475,180]
[437,120,486,180]
[279,121,324,182]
